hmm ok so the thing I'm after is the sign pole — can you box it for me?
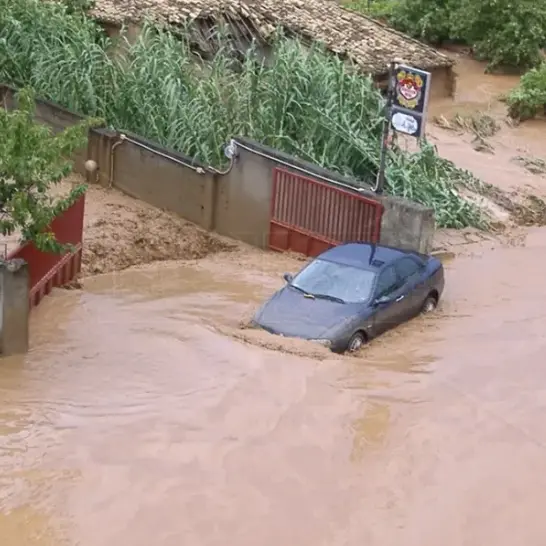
[373,61,432,194]
[374,61,396,195]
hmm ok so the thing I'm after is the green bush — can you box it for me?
[0,0,487,228]
[387,0,457,44]
[507,63,546,120]
[453,0,546,70]
[347,0,546,71]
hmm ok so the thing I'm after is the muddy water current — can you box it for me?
[2,228,546,546]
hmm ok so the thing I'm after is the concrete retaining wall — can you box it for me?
[107,133,217,230]
[222,138,435,253]
[0,83,435,254]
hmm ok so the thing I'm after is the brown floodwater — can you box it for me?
[2,227,546,546]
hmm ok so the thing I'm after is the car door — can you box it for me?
[394,256,428,318]
[371,265,408,336]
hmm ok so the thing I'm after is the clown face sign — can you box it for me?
[396,71,424,109]
[390,64,431,138]
[392,65,430,113]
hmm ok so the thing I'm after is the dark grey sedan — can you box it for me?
[252,242,444,353]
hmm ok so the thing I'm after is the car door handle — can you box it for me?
[395,295,404,302]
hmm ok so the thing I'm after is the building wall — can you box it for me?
[429,66,456,99]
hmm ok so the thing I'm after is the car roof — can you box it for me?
[317,242,417,271]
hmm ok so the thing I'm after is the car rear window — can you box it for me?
[375,266,398,297]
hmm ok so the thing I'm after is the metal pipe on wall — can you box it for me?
[109,134,126,189]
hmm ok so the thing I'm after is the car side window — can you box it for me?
[375,266,399,298]
[395,257,423,284]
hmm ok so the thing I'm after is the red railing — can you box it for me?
[7,194,86,308]
[269,168,383,257]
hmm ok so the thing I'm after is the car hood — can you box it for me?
[254,286,364,339]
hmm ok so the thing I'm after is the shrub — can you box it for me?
[506,63,546,120]
[453,0,546,71]
[347,0,546,71]
[386,0,458,44]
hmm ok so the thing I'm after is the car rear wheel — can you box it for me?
[421,294,438,314]
[346,332,366,353]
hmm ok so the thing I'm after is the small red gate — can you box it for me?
[269,168,384,257]
[7,194,85,308]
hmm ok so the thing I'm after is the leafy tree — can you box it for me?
[453,0,546,70]
[0,87,101,253]
[350,0,546,71]
[387,0,458,44]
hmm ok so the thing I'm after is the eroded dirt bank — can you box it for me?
[74,181,235,276]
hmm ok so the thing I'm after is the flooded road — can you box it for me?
[2,229,546,546]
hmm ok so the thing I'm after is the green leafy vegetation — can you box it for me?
[0,88,100,252]
[0,0,488,228]
[62,0,95,15]
[506,63,546,120]
[345,0,546,71]
[385,0,455,44]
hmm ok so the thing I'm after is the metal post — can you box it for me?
[374,61,396,195]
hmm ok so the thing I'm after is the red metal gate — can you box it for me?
[269,168,384,257]
[7,194,85,308]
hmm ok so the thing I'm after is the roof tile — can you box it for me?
[91,0,453,74]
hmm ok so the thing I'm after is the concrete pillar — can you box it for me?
[0,259,29,356]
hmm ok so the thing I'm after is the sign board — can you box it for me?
[389,64,431,138]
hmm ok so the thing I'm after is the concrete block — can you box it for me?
[378,195,435,254]
[0,259,29,356]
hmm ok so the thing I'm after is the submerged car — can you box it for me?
[252,242,444,353]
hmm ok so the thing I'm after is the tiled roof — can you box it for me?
[91,0,453,75]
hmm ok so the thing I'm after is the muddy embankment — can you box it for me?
[74,181,234,276]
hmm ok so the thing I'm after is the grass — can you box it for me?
[0,0,487,228]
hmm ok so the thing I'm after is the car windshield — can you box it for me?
[290,259,377,303]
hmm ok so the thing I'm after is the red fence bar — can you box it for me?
[6,193,86,308]
[269,168,383,257]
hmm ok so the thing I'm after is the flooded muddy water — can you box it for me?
[2,228,546,546]
[429,51,546,196]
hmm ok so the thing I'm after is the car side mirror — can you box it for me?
[374,295,392,306]
[283,273,293,283]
